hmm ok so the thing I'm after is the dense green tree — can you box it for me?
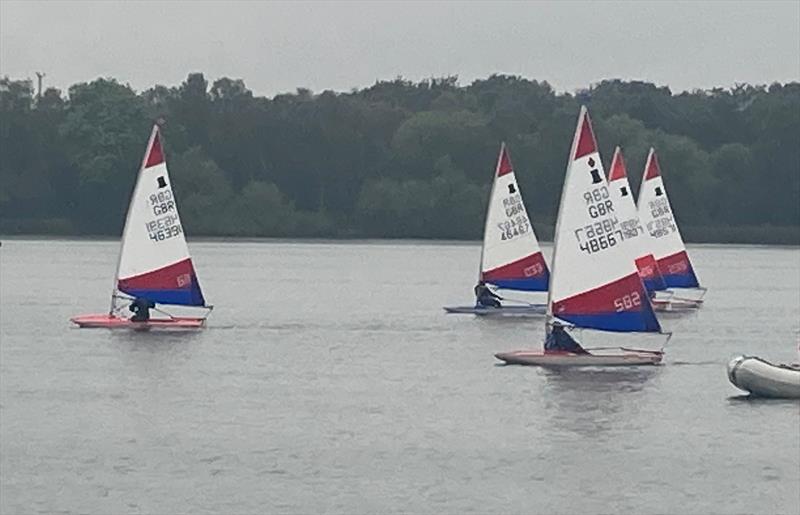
[168,146,233,234]
[0,73,798,243]
[227,180,296,236]
[57,79,150,232]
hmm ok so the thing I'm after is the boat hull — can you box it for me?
[71,313,206,330]
[652,298,703,312]
[727,355,800,399]
[495,349,663,367]
[443,304,546,316]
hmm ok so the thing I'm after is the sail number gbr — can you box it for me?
[646,198,677,238]
[584,186,614,218]
[496,195,530,242]
[149,190,176,215]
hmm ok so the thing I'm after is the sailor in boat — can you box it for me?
[129,297,156,322]
[545,322,590,354]
[474,280,503,308]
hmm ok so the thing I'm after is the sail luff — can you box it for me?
[547,106,592,321]
[478,142,505,283]
[108,124,161,314]
[636,148,654,208]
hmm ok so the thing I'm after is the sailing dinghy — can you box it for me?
[495,108,666,366]
[71,124,212,329]
[444,143,549,316]
[607,147,681,312]
[637,149,706,309]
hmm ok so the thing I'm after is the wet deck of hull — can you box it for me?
[71,314,206,330]
[443,305,546,316]
[494,350,663,367]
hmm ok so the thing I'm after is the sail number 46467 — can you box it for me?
[497,215,530,241]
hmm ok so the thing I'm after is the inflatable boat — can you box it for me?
[727,355,800,399]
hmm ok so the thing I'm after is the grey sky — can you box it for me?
[1,0,798,96]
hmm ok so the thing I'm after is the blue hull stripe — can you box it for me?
[643,276,668,292]
[662,271,700,289]
[488,275,549,292]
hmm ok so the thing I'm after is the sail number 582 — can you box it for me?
[613,292,641,312]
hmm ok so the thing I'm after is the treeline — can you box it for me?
[1,74,798,243]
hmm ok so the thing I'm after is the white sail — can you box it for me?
[607,147,667,292]
[636,148,700,288]
[547,107,660,333]
[113,125,206,307]
[480,143,549,291]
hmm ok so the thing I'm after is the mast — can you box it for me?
[546,106,591,324]
[478,142,505,283]
[108,124,161,314]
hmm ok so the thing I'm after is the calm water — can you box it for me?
[1,239,799,515]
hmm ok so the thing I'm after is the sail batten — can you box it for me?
[548,108,660,333]
[480,143,549,292]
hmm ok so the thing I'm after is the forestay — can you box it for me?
[547,108,660,332]
[114,125,206,307]
[480,143,549,291]
[607,147,667,292]
[637,149,700,288]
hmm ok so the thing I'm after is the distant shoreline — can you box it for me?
[1,227,798,247]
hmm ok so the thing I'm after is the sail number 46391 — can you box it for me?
[146,213,183,243]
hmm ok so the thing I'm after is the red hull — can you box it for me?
[70,313,206,330]
[494,349,663,367]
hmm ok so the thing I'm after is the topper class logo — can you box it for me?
[523,263,544,277]
[176,273,191,287]
[668,262,688,274]
[587,157,602,184]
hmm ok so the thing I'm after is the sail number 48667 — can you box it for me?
[575,218,624,255]
[579,232,621,254]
